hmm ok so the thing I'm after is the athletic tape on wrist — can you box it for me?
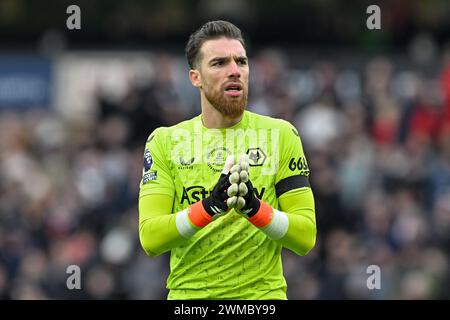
[188,201,213,228]
[175,209,198,238]
[261,209,289,240]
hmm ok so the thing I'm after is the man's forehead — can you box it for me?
[201,37,246,60]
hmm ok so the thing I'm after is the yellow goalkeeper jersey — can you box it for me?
[139,110,313,299]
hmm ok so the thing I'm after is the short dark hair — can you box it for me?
[185,20,246,69]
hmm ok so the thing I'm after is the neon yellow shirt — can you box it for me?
[139,111,316,299]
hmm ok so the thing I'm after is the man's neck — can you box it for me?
[201,102,243,129]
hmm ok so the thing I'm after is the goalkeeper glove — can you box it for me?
[226,155,248,210]
[228,154,274,228]
[187,155,235,228]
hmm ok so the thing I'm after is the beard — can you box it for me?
[203,84,248,119]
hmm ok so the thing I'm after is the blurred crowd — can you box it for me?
[1,47,450,300]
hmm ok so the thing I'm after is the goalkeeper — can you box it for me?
[138,20,316,300]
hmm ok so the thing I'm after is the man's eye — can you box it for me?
[213,61,224,66]
[238,59,247,65]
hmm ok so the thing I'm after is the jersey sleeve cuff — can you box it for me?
[175,209,199,238]
[260,209,289,240]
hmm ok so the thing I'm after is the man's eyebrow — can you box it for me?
[208,57,227,64]
[208,55,248,64]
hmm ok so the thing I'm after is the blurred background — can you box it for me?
[0,0,450,299]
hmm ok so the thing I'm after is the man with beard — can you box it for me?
[138,20,316,300]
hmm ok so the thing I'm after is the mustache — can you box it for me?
[222,81,244,89]
[222,80,247,90]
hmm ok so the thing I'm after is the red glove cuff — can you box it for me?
[188,201,213,228]
[248,200,273,228]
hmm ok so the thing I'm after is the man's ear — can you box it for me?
[189,69,202,88]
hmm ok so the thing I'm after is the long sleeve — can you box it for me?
[138,127,185,257]
[139,193,187,256]
[264,120,316,256]
[276,187,316,256]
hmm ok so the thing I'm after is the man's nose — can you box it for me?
[228,61,241,78]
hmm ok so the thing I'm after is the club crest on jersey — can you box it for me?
[246,147,267,166]
[143,148,153,172]
[207,147,232,172]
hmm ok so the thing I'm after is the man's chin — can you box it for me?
[205,91,247,119]
[217,104,245,119]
